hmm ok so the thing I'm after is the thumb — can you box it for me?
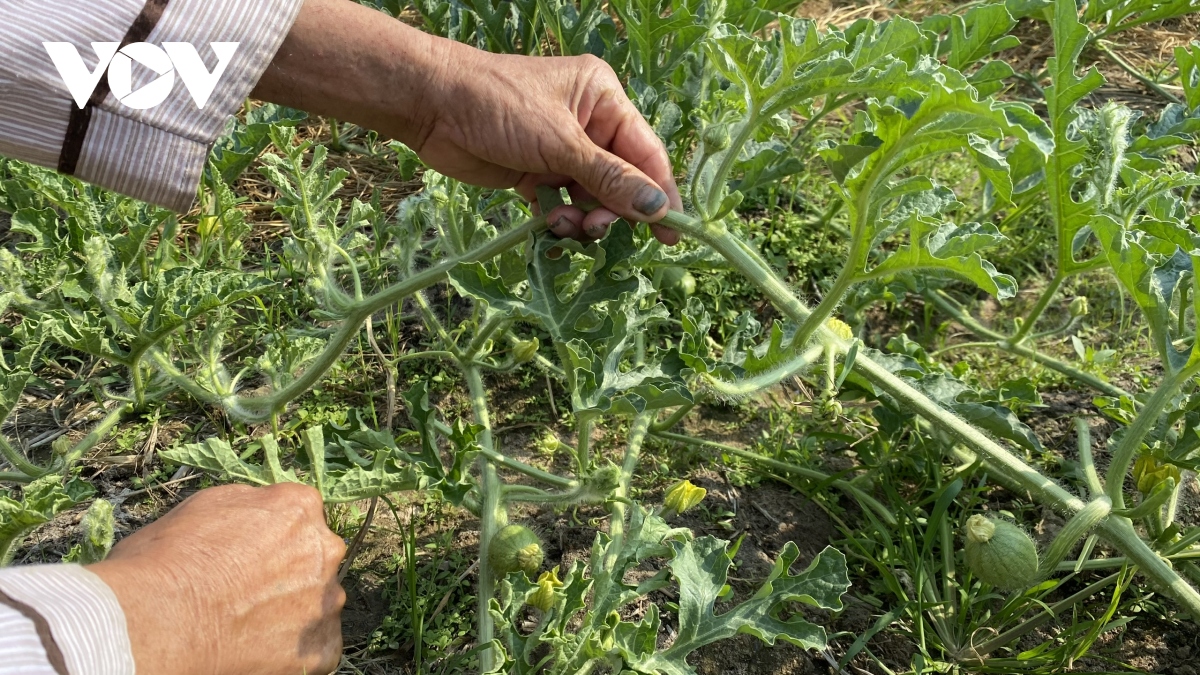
[562,134,670,223]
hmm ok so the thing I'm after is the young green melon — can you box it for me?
[963,515,1039,590]
[659,267,696,300]
[489,524,544,577]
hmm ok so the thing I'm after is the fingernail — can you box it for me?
[585,222,608,238]
[551,216,573,234]
[633,185,667,216]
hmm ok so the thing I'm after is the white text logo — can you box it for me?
[44,42,240,110]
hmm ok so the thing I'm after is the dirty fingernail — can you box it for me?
[551,216,573,234]
[585,222,608,238]
[633,185,667,216]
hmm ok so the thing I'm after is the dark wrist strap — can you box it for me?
[0,588,70,675]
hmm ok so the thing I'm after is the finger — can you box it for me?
[651,223,680,246]
[552,127,671,225]
[514,174,571,206]
[590,95,682,215]
[324,530,348,569]
[546,204,586,240]
[565,183,596,206]
[263,482,326,520]
[575,71,681,212]
[582,207,618,240]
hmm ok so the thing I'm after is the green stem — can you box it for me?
[464,314,509,360]
[1095,40,1182,104]
[62,404,133,467]
[574,414,595,474]
[650,402,695,433]
[474,445,576,490]
[0,525,37,566]
[394,350,458,364]
[701,345,824,399]
[1058,549,1200,571]
[924,290,1131,399]
[150,213,546,420]
[464,365,502,673]
[608,414,652,571]
[931,341,1003,356]
[1076,418,1105,499]
[1037,497,1111,579]
[662,208,1200,618]
[925,290,1007,340]
[652,430,896,527]
[1165,526,1200,556]
[0,472,32,484]
[0,437,46,479]
[705,117,759,215]
[788,267,859,353]
[413,291,461,357]
[1011,274,1065,344]
[1106,362,1200,509]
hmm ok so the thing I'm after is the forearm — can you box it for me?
[250,0,453,149]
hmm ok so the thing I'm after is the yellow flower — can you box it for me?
[825,318,853,341]
[528,566,563,612]
[663,480,706,517]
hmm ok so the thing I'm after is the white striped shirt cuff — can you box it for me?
[0,604,59,675]
[0,0,305,212]
[0,565,135,675]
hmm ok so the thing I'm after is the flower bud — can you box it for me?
[1134,455,1181,495]
[663,480,706,517]
[535,432,561,456]
[80,499,115,563]
[528,566,563,612]
[1068,296,1089,318]
[512,337,539,364]
[819,395,843,420]
[702,123,731,151]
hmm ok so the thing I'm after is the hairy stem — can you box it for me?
[474,445,576,489]
[464,365,502,672]
[0,437,46,479]
[1011,273,1065,344]
[61,404,133,468]
[150,213,547,420]
[607,414,652,570]
[702,345,825,399]
[924,290,1131,399]
[1076,418,1105,499]
[1106,362,1200,509]
[662,208,1200,618]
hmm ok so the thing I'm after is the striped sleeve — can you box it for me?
[0,604,60,675]
[0,565,135,675]
[0,0,305,212]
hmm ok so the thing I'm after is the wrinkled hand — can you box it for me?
[414,46,683,244]
[252,0,682,244]
[89,484,346,675]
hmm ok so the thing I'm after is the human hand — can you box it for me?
[89,484,346,675]
[252,0,682,244]
[412,45,684,245]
